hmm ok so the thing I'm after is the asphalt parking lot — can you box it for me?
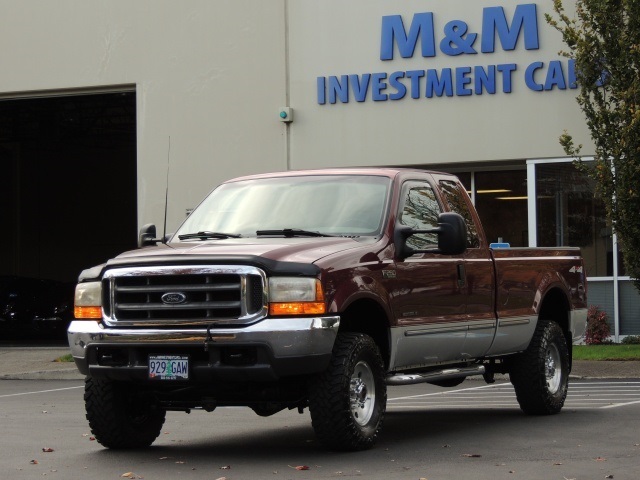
[2,343,639,479]
[2,378,639,480]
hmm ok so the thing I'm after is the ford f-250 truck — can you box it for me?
[69,168,587,451]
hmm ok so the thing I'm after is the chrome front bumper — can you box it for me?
[68,316,340,380]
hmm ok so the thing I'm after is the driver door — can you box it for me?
[389,179,467,369]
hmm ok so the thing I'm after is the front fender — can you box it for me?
[323,265,393,317]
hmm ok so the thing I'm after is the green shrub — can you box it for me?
[621,335,640,345]
[585,305,611,345]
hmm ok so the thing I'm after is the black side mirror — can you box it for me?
[394,212,467,259]
[138,224,160,247]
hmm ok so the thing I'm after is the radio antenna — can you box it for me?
[162,136,171,244]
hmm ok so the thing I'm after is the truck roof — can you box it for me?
[224,167,451,183]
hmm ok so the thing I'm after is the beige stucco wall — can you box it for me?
[0,0,289,232]
[0,0,592,232]
[288,0,592,168]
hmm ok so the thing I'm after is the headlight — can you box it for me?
[268,277,326,315]
[74,281,102,320]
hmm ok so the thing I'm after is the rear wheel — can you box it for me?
[509,320,570,415]
[308,333,386,451]
[84,377,166,449]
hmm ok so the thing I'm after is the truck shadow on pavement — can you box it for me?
[86,407,602,462]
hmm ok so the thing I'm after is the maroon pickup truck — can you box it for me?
[68,168,587,451]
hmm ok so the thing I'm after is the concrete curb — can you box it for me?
[0,346,83,381]
[0,369,84,381]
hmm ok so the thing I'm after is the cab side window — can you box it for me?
[439,180,480,248]
[398,181,441,250]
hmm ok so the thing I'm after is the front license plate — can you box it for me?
[148,355,189,380]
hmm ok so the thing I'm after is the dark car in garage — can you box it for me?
[0,276,74,339]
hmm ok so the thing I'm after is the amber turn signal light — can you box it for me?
[269,302,326,316]
[74,306,102,319]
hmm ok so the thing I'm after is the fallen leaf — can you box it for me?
[30,460,39,465]
[121,473,142,479]
[462,453,482,458]
[42,448,54,453]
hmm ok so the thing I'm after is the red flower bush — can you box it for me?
[584,305,611,345]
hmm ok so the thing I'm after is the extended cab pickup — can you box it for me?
[69,168,587,451]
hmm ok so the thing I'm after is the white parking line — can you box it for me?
[601,399,640,409]
[0,386,83,399]
[388,381,640,410]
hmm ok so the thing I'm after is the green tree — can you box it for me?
[546,0,640,290]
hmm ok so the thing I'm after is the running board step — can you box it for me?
[386,365,485,386]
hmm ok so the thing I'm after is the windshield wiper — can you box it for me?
[178,231,241,240]
[256,228,335,238]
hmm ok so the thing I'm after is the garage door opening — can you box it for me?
[0,91,137,337]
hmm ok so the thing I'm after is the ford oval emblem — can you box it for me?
[161,292,187,305]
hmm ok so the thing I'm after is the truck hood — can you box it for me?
[110,236,370,266]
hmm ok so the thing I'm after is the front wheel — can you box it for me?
[84,377,166,449]
[308,333,386,451]
[509,320,570,415]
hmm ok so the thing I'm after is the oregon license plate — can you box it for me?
[148,355,189,380]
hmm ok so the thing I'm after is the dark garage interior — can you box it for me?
[0,91,137,337]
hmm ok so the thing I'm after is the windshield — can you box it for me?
[174,175,391,239]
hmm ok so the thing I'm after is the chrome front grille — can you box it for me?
[102,265,267,327]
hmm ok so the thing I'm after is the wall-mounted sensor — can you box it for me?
[279,107,293,122]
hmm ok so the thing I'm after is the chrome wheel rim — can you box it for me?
[545,343,562,394]
[350,360,375,426]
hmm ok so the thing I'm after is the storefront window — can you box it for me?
[474,170,528,247]
[535,162,613,277]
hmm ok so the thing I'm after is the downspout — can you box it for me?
[284,0,291,171]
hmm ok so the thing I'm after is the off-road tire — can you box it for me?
[84,377,166,449]
[308,332,386,451]
[509,319,570,415]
